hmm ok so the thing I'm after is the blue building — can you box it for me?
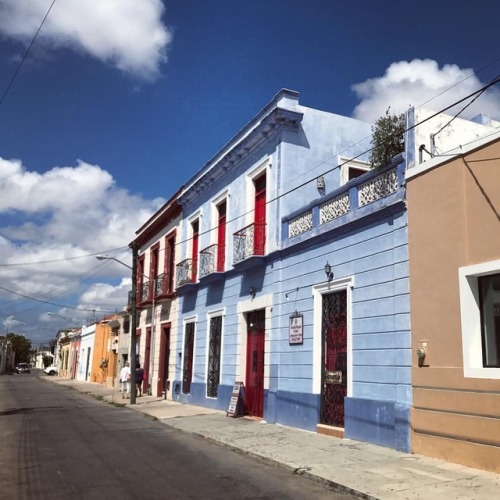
[166,89,411,452]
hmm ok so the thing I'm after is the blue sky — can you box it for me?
[1,0,500,345]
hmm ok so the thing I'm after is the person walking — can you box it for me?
[135,363,144,397]
[119,362,131,399]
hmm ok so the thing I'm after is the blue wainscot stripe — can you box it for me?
[268,390,320,432]
[344,397,411,452]
[172,382,234,412]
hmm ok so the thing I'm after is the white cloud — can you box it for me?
[79,278,132,311]
[0,0,172,80]
[0,157,163,339]
[352,59,500,122]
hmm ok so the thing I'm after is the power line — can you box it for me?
[166,75,500,252]
[0,0,57,110]
[0,283,114,314]
[0,246,128,267]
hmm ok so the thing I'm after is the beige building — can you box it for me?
[407,130,500,472]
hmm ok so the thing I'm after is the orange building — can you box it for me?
[90,316,120,387]
[407,130,500,472]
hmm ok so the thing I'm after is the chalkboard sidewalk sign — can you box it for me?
[226,381,246,417]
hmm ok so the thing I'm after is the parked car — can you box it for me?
[15,363,30,374]
[44,366,58,376]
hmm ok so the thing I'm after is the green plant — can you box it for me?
[370,107,405,169]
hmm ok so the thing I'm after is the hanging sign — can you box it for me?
[289,313,303,345]
[226,381,246,417]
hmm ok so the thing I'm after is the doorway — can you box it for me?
[143,327,151,395]
[245,310,265,417]
[157,325,170,396]
[320,290,348,427]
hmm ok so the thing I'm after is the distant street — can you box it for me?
[0,372,354,500]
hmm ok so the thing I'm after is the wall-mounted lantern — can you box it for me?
[317,176,326,195]
[324,262,333,281]
[249,286,256,299]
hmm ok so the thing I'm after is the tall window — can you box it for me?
[150,244,159,298]
[207,316,222,398]
[217,201,226,272]
[459,260,500,379]
[164,233,176,294]
[137,255,145,303]
[253,173,266,255]
[479,273,500,368]
[191,219,199,281]
[182,322,195,394]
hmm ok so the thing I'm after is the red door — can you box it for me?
[191,220,199,281]
[245,310,265,417]
[254,174,266,255]
[217,201,226,272]
[321,290,347,427]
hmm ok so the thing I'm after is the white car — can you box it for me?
[44,366,58,376]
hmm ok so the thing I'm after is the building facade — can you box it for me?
[407,126,500,472]
[132,192,182,397]
[145,89,415,451]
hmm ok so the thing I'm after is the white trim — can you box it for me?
[339,157,371,185]
[459,260,500,379]
[237,294,273,390]
[212,189,229,208]
[406,128,500,180]
[245,157,271,228]
[312,276,354,395]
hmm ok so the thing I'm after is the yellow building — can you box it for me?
[90,316,120,387]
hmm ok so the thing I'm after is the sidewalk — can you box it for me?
[46,377,499,500]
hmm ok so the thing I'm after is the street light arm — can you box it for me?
[95,255,133,271]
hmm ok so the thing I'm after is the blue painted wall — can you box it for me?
[170,90,411,453]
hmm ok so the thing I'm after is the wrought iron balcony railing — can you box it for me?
[176,258,196,288]
[233,223,266,265]
[199,244,218,278]
[139,281,151,304]
[154,272,175,297]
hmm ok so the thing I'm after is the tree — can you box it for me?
[370,107,405,169]
[5,333,32,364]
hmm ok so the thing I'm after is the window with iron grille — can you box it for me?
[182,322,195,394]
[207,316,222,398]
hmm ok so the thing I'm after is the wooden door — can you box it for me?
[321,290,347,427]
[217,201,226,272]
[245,310,265,417]
[191,220,199,281]
[253,174,266,255]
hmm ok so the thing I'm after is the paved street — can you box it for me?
[0,372,354,500]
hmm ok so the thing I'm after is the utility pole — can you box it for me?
[129,242,139,405]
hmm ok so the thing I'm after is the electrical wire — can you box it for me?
[166,75,500,252]
[0,0,57,110]
[0,283,114,314]
[0,246,128,267]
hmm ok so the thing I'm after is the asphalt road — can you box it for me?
[0,372,355,500]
